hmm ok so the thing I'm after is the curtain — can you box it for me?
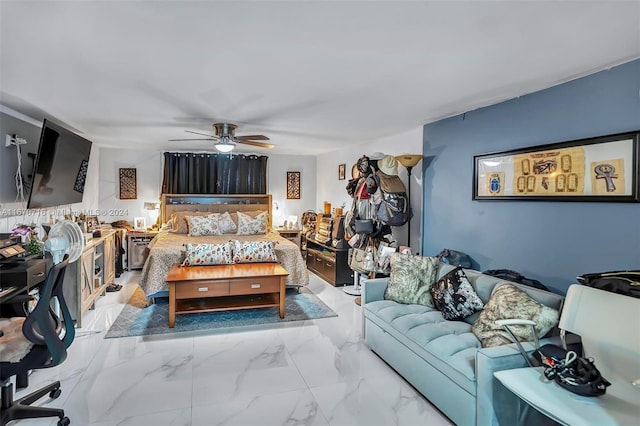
[161,152,268,194]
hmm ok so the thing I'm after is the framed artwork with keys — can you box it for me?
[473,131,640,202]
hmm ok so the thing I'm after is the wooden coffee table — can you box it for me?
[166,263,289,327]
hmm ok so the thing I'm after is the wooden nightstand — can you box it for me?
[275,228,301,249]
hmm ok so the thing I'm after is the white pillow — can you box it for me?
[236,211,267,235]
[219,211,237,234]
[186,214,223,236]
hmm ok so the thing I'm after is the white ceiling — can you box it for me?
[1,1,639,155]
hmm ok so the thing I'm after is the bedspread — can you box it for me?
[138,231,309,298]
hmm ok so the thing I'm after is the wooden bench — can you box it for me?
[165,263,289,328]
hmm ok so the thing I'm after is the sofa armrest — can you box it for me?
[362,278,388,304]
[475,334,581,425]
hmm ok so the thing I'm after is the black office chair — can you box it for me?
[0,255,73,426]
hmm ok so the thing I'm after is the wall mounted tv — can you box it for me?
[27,119,93,209]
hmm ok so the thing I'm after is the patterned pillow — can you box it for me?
[236,211,268,235]
[233,240,278,263]
[170,211,212,234]
[181,242,234,266]
[430,267,484,320]
[471,283,559,348]
[186,214,222,236]
[383,253,439,307]
[218,211,237,234]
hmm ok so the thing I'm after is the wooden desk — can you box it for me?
[166,263,289,328]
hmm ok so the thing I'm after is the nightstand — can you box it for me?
[127,231,158,270]
[275,228,301,249]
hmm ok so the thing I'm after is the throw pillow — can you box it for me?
[430,266,484,321]
[170,211,212,234]
[233,240,278,263]
[186,214,222,236]
[383,253,439,307]
[181,242,234,266]
[236,211,268,235]
[219,211,237,234]
[471,283,559,348]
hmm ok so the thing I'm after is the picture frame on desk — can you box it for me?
[133,217,146,230]
[86,215,99,232]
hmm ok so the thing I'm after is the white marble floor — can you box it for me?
[11,271,452,426]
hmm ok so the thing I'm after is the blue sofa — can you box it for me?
[362,263,566,426]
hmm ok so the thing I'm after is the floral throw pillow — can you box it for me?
[186,214,222,236]
[383,253,439,307]
[471,283,559,348]
[218,211,237,234]
[430,267,484,321]
[181,242,234,266]
[233,240,278,263]
[236,211,268,235]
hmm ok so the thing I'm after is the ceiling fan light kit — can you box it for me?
[170,122,273,152]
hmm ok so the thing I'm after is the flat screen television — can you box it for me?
[27,119,93,209]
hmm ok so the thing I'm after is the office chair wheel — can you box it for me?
[57,416,70,426]
[50,388,62,399]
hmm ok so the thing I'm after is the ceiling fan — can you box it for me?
[169,123,274,152]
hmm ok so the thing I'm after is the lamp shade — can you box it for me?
[395,154,423,168]
[215,143,234,153]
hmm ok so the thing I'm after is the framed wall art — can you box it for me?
[286,171,301,199]
[473,131,640,202]
[119,168,137,200]
[338,164,346,180]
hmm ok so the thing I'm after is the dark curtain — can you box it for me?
[161,152,268,194]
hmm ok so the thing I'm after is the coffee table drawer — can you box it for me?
[229,277,280,295]
[176,280,229,298]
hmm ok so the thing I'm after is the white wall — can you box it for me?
[267,154,317,227]
[97,150,316,229]
[316,126,424,252]
[98,149,163,226]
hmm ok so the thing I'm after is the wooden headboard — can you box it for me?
[160,194,273,229]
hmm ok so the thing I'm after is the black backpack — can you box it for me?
[377,191,412,226]
[482,269,549,291]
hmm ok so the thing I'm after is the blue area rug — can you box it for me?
[105,286,337,338]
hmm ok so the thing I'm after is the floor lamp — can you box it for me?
[395,154,423,250]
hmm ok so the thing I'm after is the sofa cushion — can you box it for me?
[471,283,559,348]
[384,253,438,307]
[430,266,484,320]
[364,299,480,395]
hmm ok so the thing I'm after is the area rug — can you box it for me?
[105,286,337,338]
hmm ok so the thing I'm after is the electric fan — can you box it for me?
[44,220,84,264]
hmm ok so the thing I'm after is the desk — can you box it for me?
[495,367,640,426]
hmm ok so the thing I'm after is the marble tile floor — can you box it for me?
[9,271,452,426]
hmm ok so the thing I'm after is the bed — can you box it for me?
[138,194,309,299]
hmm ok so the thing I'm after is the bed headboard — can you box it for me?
[160,194,273,229]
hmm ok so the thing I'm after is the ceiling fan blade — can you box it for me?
[237,140,275,149]
[235,135,270,141]
[185,130,218,138]
[168,138,216,141]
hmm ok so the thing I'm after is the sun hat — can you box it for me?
[369,152,385,160]
[378,155,398,176]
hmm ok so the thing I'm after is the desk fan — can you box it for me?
[44,220,84,264]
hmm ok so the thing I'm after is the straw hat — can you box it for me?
[378,155,398,176]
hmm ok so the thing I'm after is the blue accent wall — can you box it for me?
[422,59,640,294]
